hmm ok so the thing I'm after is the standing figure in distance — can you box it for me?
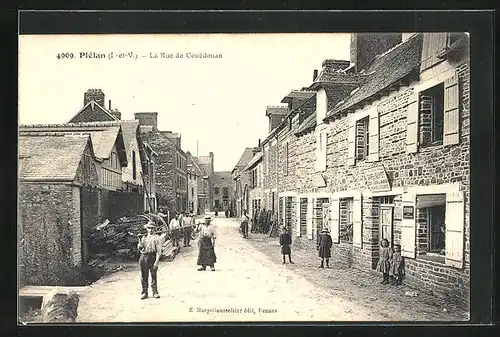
[197,215,217,271]
[389,244,405,286]
[169,212,181,247]
[240,209,250,239]
[137,221,162,299]
[376,238,393,285]
[279,226,294,264]
[317,228,333,268]
[182,210,193,247]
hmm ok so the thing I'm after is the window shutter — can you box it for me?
[347,121,356,166]
[421,33,449,71]
[329,196,340,244]
[368,108,380,162]
[401,193,416,258]
[443,70,460,146]
[445,191,465,269]
[322,202,329,231]
[406,91,419,153]
[295,197,301,237]
[306,197,313,239]
[352,192,363,248]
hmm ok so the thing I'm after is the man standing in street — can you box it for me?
[197,215,217,271]
[182,210,193,247]
[240,209,250,239]
[169,212,181,247]
[137,221,162,299]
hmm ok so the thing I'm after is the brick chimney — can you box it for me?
[110,108,121,120]
[350,33,402,72]
[84,89,105,107]
[313,69,318,81]
[265,106,288,133]
[134,112,158,132]
[321,59,351,73]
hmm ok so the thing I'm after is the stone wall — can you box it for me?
[19,183,82,286]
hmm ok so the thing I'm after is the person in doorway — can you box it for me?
[240,209,250,238]
[317,228,333,268]
[182,210,193,247]
[197,215,217,271]
[389,244,405,286]
[376,238,393,285]
[137,221,162,299]
[279,226,294,264]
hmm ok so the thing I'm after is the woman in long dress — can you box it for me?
[197,215,217,271]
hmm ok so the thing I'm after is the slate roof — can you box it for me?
[19,122,127,165]
[243,152,262,172]
[234,148,255,169]
[68,100,118,123]
[118,120,140,151]
[294,112,317,136]
[265,106,288,117]
[19,135,92,182]
[327,33,424,118]
[280,90,316,103]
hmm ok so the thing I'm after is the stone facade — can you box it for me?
[244,33,470,308]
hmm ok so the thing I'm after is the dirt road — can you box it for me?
[76,216,466,322]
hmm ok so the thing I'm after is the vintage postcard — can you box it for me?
[18,31,471,323]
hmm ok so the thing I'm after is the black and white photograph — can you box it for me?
[17,27,476,323]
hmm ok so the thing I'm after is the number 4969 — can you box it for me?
[57,52,74,59]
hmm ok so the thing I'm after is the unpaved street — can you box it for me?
[76,216,466,322]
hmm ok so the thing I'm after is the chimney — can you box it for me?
[110,108,121,120]
[313,69,318,81]
[350,33,402,72]
[321,59,351,73]
[134,112,158,132]
[108,100,112,110]
[83,89,105,107]
[258,139,261,147]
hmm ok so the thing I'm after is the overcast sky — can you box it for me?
[19,34,353,171]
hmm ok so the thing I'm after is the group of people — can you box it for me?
[137,213,218,300]
[165,211,196,248]
[376,238,405,286]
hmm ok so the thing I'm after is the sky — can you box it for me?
[19,33,353,171]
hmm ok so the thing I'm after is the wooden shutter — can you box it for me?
[322,203,329,231]
[445,191,465,269]
[406,91,419,153]
[295,197,301,237]
[443,70,460,146]
[329,196,340,244]
[401,193,416,258]
[368,107,380,162]
[352,192,363,248]
[306,197,313,239]
[421,33,449,71]
[347,121,356,166]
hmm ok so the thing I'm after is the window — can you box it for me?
[340,198,354,243]
[419,83,445,146]
[132,151,137,180]
[380,196,394,205]
[214,187,219,195]
[356,116,369,161]
[415,194,447,259]
[428,205,446,253]
[223,187,229,198]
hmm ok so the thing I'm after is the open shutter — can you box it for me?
[347,121,356,166]
[421,33,449,71]
[322,203,329,231]
[306,197,313,239]
[445,191,465,269]
[329,196,340,244]
[368,107,380,162]
[401,193,416,258]
[406,91,419,153]
[352,192,363,248]
[443,70,460,146]
[295,197,301,237]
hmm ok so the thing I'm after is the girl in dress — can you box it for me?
[389,244,405,285]
[279,226,294,264]
[376,238,393,284]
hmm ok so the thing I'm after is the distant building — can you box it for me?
[213,171,236,214]
[232,147,259,217]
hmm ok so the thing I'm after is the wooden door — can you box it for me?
[379,206,394,247]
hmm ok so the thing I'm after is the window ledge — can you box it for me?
[418,253,446,264]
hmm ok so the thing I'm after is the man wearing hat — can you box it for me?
[317,228,333,268]
[279,226,294,264]
[197,215,217,271]
[137,221,162,299]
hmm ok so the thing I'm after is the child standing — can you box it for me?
[376,238,393,284]
[279,226,294,264]
[389,244,405,285]
[317,228,333,268]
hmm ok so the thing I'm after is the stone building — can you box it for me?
[232,147,259,217]
[244,148,263,217]
[18,130,120,285]
[186,151,204,215]
[244,32,470,307]
[213,171,236,214]
[135,112,188,215]
[197,152,215,212]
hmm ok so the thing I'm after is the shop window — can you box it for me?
[416,194,447,261]
[340,198,353,243]
[214,187,219,195]
[428,205,446,253]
